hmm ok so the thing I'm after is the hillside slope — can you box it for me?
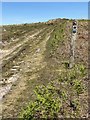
[1,19,88,118]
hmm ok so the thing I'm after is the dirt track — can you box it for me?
[1,27,53,118]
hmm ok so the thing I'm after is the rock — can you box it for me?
[36,48,40,53]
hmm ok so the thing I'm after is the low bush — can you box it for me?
[19,64,86,119]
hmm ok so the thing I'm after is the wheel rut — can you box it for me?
[2,28,53,118]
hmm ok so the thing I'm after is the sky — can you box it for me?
[1,2,88,25]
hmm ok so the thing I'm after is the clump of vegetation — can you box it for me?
[73,79,84,95]
[19,64,86,119]
[46,21,66,59]
[20,84,62,119]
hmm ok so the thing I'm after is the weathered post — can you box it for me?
[69,20,77,68]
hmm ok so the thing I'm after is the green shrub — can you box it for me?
[19,64,86,119]
[20,85,62,119]
[73,80,84,95]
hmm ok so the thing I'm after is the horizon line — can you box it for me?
[1,18,89,26]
